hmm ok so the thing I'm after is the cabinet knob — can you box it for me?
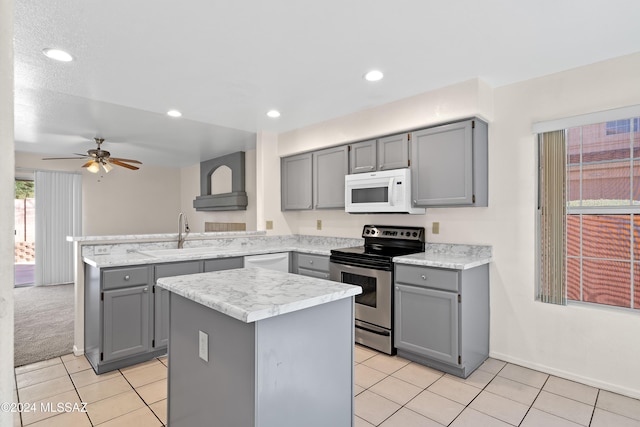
[395,286,399,290]
[124,275,130,281]
[421,275,427,280]
[413,200,417,204]
[143,287,148,293]
[309,260,313,264]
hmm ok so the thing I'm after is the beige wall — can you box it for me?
[0,0,13,417]
[179,149,257,232]
[259,57,640,398]
[15,152,181,236]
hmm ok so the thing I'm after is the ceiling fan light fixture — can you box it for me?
[101,161,113,173]
[167,109,182,117]
[42,48,74,62]
[86,161,100,173]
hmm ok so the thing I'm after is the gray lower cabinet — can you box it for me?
[84,264,164,374]
[313,146,348,209]
[85,256,243,373]
[291,252,330,279]
[411,118,488,207]
[394,263,489,378]
[102,285,151,362]
[281,153,313,210]
[154,261,203,348]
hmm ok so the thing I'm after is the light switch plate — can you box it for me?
[95,246,110,255]
[199,330,208,362]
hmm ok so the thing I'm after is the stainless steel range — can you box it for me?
[329,225,425,354]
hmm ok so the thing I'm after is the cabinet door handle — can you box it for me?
[421,275,427,280]
[124,275,130,281]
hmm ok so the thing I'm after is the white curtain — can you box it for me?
[34,171,82,286]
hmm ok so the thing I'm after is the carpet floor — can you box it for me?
[14,283,74,367]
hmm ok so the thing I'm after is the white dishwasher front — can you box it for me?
[243,252,289,272]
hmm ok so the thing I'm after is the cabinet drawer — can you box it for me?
[204,257,243,272]
[297,253,329,272]
[103,266,149,290]
[395,265,459,292]
[298,267,330,280]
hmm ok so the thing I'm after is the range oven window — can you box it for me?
[351,187,388,204]
[342,272,376,308]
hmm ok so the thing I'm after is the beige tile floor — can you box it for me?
[11,346,640,426]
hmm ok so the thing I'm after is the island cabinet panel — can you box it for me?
[153,261,202,349]
[394,263,489,378]
[167,294,354,427]
[281,153,313,210]
[313,145,349,209]
[411,118,488,207]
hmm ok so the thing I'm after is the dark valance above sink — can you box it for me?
[193,151,248,211]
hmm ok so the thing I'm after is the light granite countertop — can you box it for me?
[393,243,492,270]
[156,267,362,323]
[81,234,491,270]
[83,242,348,268]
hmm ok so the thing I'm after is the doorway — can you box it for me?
[14,179,35,287]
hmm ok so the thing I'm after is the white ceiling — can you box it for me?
[13,0,640,168]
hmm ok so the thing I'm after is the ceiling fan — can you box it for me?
[43,138,142,173]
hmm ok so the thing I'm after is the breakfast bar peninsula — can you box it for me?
[156,267,362,427]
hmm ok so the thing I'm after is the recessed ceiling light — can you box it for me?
[167,110,182,117]
[42,48,73,62]
[267,110,281,118]
[364,70,384,82]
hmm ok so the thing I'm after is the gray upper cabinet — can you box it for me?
[411,118,488,207]
[313,146,349,209]
[349,134,409,174]
[349,139,377,174]
[378,133,410,170]
[281,153,313,211]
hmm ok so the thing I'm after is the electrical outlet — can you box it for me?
[266,220,273,230]
[432,222,440,234]
[199,330,208,362]
[317,219,322,230]
[95,247,110,255]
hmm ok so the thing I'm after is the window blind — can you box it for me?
[538,130,567,304]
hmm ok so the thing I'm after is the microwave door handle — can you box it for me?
[388,178,394,206]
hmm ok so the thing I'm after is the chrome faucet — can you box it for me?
[178,212,190,249]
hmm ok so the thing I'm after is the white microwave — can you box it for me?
[344,168,425,214]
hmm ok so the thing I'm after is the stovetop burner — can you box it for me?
[330,225,425,270]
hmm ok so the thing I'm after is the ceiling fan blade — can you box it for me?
[109,157,142,164]
[81,160,95,168]
[111,159,140,170]
[42,155,89,160]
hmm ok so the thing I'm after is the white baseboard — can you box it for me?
[489,351,640,400]
[72,345,84,356]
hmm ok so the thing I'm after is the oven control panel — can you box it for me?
[362,225,425,241]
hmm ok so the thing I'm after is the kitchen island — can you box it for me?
[156,267,362,427]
